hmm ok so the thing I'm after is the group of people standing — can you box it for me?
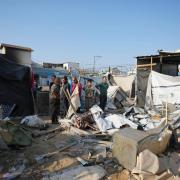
[49,75,109,124]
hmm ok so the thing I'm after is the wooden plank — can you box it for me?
[137,63,157,68]
[35,141,77,161]
[33,125,63,137]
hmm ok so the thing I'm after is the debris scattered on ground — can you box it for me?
[42,165,107,180]
[76,157,89,166]
[35,141,77,163]
[1,71,180,179]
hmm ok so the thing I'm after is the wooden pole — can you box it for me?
[62,86,77,116]
[165,101,168,125]
[160,56,162,73]
[150,56,153,71]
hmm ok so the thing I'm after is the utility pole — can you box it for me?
[93,56,102,74]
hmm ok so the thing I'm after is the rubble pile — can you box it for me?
[0,71,180,180]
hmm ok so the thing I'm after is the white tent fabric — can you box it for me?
[145,71,180,110]
[67,85,81,118]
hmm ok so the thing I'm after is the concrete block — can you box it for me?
[112,127,171,171]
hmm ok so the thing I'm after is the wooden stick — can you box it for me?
[33,125,63,137]
[37,141,77,160]
[165,101,168,125]
[87,124,98,131]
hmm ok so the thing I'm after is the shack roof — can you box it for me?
[136,51,180,60]
[0,43,33,52]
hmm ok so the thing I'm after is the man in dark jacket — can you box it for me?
[49,77,60,124]
[61,76,70,117]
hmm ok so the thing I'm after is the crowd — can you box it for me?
[49,75,109,124]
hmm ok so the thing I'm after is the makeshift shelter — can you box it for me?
[0,55,34,117]
[136,51,180,108]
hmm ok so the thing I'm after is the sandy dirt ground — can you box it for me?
[0,117,120,179]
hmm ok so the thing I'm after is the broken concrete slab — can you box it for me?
[112,127,171,170]
[42,165,106,180]
[132,149,167,175]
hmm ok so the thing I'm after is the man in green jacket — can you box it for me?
[96,76,109,111]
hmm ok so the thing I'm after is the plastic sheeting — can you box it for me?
[21,115,46,128]
[145,71,180,110]
[105,114,138,129]
[90,105,112,132]
[0,55,34,116]
[90,105,138,132]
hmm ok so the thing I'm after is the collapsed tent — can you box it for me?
[107,86,133,110]
[145,71,180,111]
[0,55,34,117]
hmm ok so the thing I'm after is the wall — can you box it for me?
[162,64,178,76]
